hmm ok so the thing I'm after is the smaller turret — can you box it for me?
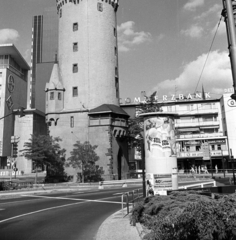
[45,57,65,125]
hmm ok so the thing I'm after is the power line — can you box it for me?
[194,16,223,94]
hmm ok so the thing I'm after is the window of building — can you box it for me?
[186,146,190,152]
[73,22,78,31]
[217,145,221,150]
[196,146,201,151]
[115,77,119,98]
[50,92,54,100]
[97,3,103,12]
[211,145,215,151]
[114,47,117,56]
[73,64,78,73]
[58,92,62,100]
[59,8,62,18]
[73,87,78,97]
[115,67,118,77]
[73,42,78,52]
[114,27,117,37]
[70,116,74,128]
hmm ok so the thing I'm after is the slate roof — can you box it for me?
[89,104,129,117]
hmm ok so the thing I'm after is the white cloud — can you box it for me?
[184,0,205,11]
[152,51,232,97]
[211,20,226,35]
[0,29,19,43]
[117,21,152,52]
[195,4,221,20]
[181,24,204,38]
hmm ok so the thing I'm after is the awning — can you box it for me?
[177,128,200,132]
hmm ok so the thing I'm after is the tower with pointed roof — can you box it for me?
[46,0,129,180]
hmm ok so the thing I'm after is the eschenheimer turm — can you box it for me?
[45,0,129,180]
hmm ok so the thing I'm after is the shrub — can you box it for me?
[131,191,236,240]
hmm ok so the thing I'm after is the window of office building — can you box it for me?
[70,116,74,128]
[73,87,78,97]
[73,22,78,31]
[73,64,78,73]
[73,42,78,52]
[50,92,54,100]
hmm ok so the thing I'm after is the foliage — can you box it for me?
[21,135,66,181]
[67,141,104,182]
[131,191,236,240]
[127,91,162,150]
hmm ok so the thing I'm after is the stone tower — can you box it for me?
[46,0,129,180]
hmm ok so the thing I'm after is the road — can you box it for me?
[0,186,141,240]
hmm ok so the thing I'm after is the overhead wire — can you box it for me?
[193,15,223,94]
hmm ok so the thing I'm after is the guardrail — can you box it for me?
[121,188,143,216]
[98,179,142,189]
[178,180,216,190]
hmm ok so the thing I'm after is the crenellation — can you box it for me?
[56,0,119,13]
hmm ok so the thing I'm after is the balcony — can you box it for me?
[175,119,219,128]
[176,132,224,140]
[177,150,229,158]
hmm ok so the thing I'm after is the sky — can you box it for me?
[0,0,232,102]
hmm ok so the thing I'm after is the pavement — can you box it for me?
[96,209,144,240]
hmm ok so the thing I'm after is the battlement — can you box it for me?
[56,0,119,13]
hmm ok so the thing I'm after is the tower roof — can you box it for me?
[89,104,129,117]
[45,62,64,90]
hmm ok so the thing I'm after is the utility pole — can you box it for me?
[222,0,236,100]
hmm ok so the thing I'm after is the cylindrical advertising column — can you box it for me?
[140,112,178,195]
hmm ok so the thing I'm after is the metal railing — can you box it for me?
[178,180,216,189]
[121,188,143,216]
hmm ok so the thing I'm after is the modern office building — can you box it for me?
[46,0,129,180]
[0,44,29,169]
[29,7,58,112]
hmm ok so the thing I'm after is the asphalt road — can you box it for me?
[0,187,140,240]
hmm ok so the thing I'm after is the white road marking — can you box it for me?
[0,198,43,206]
[21,194,121,204]
[0,195,121,224]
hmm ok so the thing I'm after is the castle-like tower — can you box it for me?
[46,0,129,180]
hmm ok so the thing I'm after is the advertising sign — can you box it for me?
[140,112,178,185]
[202,142,210,160]
[208,139,226,144]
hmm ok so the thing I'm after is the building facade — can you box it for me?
[122,92,236,172]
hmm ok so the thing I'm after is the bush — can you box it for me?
[131,191,236,240]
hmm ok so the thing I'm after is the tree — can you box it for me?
[127,91,162,150]
[20,135,66,183]
[67,141,103,182]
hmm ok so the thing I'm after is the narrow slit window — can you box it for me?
[73,87,78,97]
[73,64,78,73]
[70,116,74,128]
[73,22,78,31]
[73,42,78,52]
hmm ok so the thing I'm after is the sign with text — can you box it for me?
[202,142,210,160]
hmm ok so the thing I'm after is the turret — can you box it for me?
[45,59,65,125]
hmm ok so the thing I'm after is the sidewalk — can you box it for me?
[96,210,143,240]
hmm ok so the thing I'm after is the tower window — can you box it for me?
[115,67,118,77]
[73,64,78,73]
[97,3,103,12]
[59,9,62,18]
[115,77,119,98]
[58,92,62,100]
[70,116,74,128]
[114,47,117,56]
[50,92,54,100]
[73,22,78,31]
[114,28,117,37]
[73,42,78,52]
[73,87,78,97]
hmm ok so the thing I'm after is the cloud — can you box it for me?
[152,51,232,97]
[184,0,205,11]
[0,29,19,43]
[181,24,204,38]
[117,21,152,52]
[195,4,221,20]
[211,20,226,35]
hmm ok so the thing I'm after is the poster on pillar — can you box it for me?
[141,113,178,177]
